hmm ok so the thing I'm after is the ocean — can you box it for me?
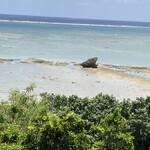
[0,14,150,66]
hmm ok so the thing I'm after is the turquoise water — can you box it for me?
[0,21,150,66]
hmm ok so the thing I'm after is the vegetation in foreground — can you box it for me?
[0,83,150,150]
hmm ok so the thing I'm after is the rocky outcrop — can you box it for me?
[81,57,98,68]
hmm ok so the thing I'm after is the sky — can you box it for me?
[0,0,150,22]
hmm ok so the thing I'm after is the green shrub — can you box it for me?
[38,113,91,150]
[0,143,22,150]
[91,108,134,150]
[0,124,19,144]
[0,85,150,150]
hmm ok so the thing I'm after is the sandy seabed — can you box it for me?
[0,58,150,101]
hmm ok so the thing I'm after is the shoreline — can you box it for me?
[1,58,150,77]
[1,58,150,68]
[1,58,150,101]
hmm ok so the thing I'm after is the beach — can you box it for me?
[1,17,150,101]
[1,58,150,101]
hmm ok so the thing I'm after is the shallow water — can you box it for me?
[0,21,150,66]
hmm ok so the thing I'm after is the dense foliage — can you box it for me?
[0,83,150,150]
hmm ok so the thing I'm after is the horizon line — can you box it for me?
[1,13,150,24]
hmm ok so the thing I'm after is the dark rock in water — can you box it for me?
[81,57,98,68]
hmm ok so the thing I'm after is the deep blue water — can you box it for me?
[1,14,150,27]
